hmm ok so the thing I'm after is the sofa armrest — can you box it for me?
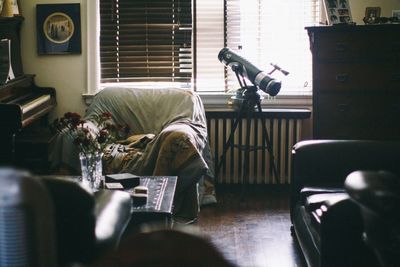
[93,190,132,255]
[40,177,97,264]
[292,140,400,190]
[345,170,400,217]
[293,140,400,185]
[290,140,400,217]
[318,196,371,267]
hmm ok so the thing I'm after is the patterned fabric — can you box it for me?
[103,128,204,178]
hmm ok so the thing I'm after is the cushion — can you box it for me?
[300,186,345,202]
[40,177,96,264]
[305,192,348,212]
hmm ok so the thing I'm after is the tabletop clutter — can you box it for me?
[105,173,148,206]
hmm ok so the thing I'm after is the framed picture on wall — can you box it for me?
[36,3,81,55]
[323,0,353,25]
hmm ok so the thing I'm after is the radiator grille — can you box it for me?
[207,111,306,184]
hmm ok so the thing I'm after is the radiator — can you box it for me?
[206,110,307,184]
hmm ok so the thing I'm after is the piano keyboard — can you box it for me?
[21,94,51,114]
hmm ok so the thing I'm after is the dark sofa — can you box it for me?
[0,168,132,267]
[290,140,400,267]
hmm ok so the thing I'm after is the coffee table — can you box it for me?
[119,176,176,237]
[46,175,177,234]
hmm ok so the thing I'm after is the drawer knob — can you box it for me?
[335,43,347,52]
[337,103,349,112]
[336,74,349,82]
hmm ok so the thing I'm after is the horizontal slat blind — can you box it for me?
[224,0,319,95]
[99,0,192,84]
[195,0,225,92]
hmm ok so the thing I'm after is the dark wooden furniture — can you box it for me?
[14,126,57,173]
[307,25,400,140]
[0,17,56,168]
[123,176,177,234]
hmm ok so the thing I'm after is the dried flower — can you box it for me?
[52,112,129,156]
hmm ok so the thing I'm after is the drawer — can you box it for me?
[314,32,371,61]
[314,63,400,91]
[314,30,400,62]
[315,93,371,123]
[314,92,400,139]
[315,122,400,140]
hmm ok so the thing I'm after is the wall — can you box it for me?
[20,0,87,118]
[19,0,400,118]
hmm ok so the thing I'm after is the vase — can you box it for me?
[79,152,104,190]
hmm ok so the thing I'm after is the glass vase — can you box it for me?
[79,152,103,190]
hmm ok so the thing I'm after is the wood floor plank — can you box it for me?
[194,185,306,267]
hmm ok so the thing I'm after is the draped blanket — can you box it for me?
[104,126,204,177]
[50,86,216,219]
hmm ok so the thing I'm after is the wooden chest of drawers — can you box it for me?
[307,25,400,140]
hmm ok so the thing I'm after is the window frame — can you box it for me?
[85,0,312,108]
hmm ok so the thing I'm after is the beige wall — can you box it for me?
[20,0,87,118]
[19,0,400,118]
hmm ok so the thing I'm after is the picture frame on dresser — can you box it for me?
[393,10,400,20]
[365,7,381,20]
[323,0,353,25]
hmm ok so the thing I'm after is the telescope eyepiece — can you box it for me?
[264,80,281,97]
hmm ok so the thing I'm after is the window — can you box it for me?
[96,0,319,95]
[99,0,192,86]
[196,0,319,94]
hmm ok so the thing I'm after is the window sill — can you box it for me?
[83,92,312,110]
[198,92,312,110]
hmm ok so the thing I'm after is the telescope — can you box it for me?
[218,47,282,97]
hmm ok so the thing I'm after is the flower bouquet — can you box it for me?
[52,112,129,189]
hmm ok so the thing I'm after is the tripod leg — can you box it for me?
[215,101,247,179]
[239,108,252,201]
[257,102,279,183]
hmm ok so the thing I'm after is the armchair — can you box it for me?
[290,140,400,267]
[51,86,216,220]
[0,168,131,267]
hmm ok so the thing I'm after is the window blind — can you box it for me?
[195,0,225,92]
[99,0,192,84]
[224,0,320,95]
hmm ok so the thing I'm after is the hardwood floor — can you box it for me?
[194,185,306,267]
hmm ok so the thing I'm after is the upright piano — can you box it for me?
[0,17,56,166]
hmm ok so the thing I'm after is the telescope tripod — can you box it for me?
[215,86,278,199]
